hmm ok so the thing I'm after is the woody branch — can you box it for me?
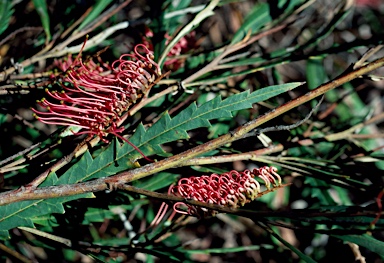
[0,54,383,206]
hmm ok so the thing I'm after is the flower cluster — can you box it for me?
[151,166,282,226]
[32,44,162,154]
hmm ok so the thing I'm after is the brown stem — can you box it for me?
[0,242,32,263]
[0,27,42,47]
[1,55,384,205]
[0,1,132,83]
[54,0,132,52]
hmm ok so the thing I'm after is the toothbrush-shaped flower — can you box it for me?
[32,43,162,160]
[151,166,283,226]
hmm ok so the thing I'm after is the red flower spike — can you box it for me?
[150,166,283,227]
[32,41,162,162]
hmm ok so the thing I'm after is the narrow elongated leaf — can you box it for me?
[0,0,14,36]
[159,0,220,66]
[77,0,113,32]
[231,0,306,44]
[333,234,384,256]
[82,204,135,224]
[268,227,316,263]
[32,0,51,41]
[307,57,326,90]
[179,244,274,254]
[59,82,302,183]
[231,3,271,44]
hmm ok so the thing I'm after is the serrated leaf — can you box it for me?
[0,173,93,240]
[32,0,51,41]
[0,0,14,36]
[59,82,302,183]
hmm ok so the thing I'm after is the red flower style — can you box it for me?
[32,44,162,160]
[151,166,282,227]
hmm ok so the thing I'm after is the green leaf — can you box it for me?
[307,57,326,90]
[268,225,316,263]
[0,173,93,240]
[231,3,271,44]
[230,0,307,44]
[0,0,14,36]
[179,244,274,254]
[60,82,302,183]
[77,0,113,32]
[132,172,180,191]
[163,0,193,34]
[82,204,134,225]
[159,0,220,66]
[32,0,51,41]
[32,214,59,228]
[333,234,384,256]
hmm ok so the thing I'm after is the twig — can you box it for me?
[164,4,206,19]
[38,21,130,61]
[0,1,132,83]
[27,136,100,189]
[8,72,53,80]
[354,45,384,69]
[244,95,324,138]
[325,112,384,141]
[182,23,287,85]
[173,147,282,167]
[347,242,366,263]
[158,0,220,66]
[55,0,132,51]
[18,226,72,247]
[60,7,93,39]
[0,27,42,47]
[167,87,199,116]
[1,55,384,205]
[0,242,32,263]
[0,142,40,167]
[0,80,52,95]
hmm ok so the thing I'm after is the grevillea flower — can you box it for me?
[32,42,162,160]
[151,166,282,227]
